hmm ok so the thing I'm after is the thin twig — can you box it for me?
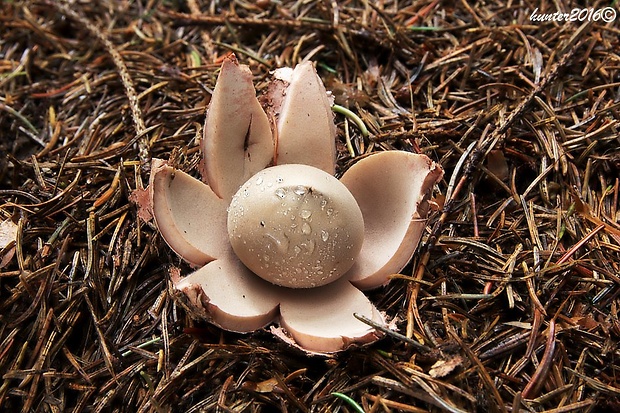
[46,0,150,166]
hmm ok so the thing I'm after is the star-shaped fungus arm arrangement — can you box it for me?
[146,56,444,354]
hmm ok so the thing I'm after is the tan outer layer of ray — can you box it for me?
[275,61,336,175]
[201,57,274,200]
[150,159,229,266]
[278,279,384,353]
[175,254,282,333]
[340,151,444,290]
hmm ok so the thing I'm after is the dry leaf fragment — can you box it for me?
[429,355,464,378]
[0,219,18,268]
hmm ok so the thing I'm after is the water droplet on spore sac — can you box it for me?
[301,222,311,235]
[274,188,286,199]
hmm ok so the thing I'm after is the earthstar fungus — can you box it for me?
[148,56,444,353]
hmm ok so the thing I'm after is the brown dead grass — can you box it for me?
[1,0,620,412]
